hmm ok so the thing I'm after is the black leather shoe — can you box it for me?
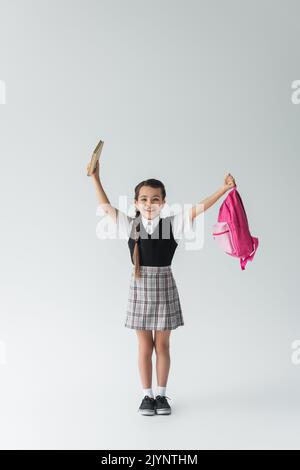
[137,395,156,416]
[154,395,172,415]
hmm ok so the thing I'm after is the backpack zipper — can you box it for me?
[212,229,229,236]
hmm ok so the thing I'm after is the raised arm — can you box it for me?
[87,159,118,223]
[190,173,236,221]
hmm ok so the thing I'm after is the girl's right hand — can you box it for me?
[87,159,100,180]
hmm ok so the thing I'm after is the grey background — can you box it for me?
[0,0,299,450]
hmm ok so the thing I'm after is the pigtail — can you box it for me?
[133,209,141,280]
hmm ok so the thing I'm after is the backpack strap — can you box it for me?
[240,237,259,270]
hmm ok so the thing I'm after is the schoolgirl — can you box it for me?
[87,159,236,416]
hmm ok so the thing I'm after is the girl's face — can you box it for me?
[135,186,165,219]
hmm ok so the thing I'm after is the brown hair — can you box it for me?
[132,179,166,280]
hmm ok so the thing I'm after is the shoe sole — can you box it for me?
[155,409,171,415]
[139,409,155,416]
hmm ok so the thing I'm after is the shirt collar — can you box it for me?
[141,213,160,228]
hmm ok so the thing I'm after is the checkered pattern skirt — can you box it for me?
[125,265,184,331]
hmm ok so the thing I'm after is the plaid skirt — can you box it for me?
[125,265,184,331]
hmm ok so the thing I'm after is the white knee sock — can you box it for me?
[143,388,154,398]
[156,386,166,397]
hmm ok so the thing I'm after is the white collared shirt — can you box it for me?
[141,213,160,234]
[116,209,195,243]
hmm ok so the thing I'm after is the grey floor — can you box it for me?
[1,354,299,449]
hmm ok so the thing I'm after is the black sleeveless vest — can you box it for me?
[128,215,178,266]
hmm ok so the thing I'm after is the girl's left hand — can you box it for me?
[224,173,236,191]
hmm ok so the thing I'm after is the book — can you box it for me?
[87,139,104,176]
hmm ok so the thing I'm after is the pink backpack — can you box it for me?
[212,186,259,270]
